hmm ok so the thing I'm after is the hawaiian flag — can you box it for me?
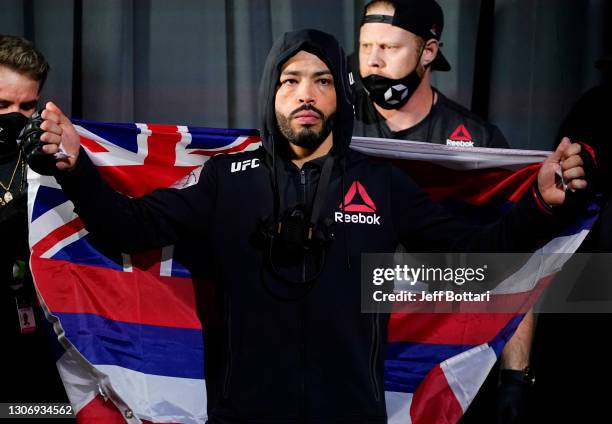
[353,137,599,424]
[27,125,597,423]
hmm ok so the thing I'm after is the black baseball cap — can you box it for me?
[362,0,451,72]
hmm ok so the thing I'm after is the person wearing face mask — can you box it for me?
[0,34,68,403]
[352,2,534,423]
[352,0,508,149]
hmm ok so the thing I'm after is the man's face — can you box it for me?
[275,50,336,150]
[0,65,39,117]
[359,4,423,79]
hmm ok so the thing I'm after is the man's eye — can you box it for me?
[281,79,297,85]
[318,79,331,86]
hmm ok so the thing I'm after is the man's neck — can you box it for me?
[289,135,333,169]
[374,77,436,133]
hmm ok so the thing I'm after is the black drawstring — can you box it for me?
[271,132,280,227]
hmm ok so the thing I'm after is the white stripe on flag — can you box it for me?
[350,137,550,170]
[40,228,89,259]
[160,245,174,277]
[122,253,133,272]
[492,229,590,294]
[95,365,207,424]
[29,200,79,248]
[386,391,414,424]
[56,351,101,415]
[441,344,497,413]
[76,124,145,167]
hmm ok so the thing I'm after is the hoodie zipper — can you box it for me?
[299,168,307,420]
[300,169,306,282]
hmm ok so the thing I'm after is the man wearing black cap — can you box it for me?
[0,34,68,403]
[352,1,534,423]
[353,0,508,148]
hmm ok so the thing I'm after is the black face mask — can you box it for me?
[362,70,422,110]
[0,112,28,155]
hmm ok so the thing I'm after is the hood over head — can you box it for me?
[258,29,354,159]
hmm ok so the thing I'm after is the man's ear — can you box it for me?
[421,39,439,68]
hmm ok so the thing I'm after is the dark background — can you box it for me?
[1,0,610,150]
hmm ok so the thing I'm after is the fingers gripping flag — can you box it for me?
[28,126,598,423]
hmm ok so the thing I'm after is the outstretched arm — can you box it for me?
[38,102,215,253]
[392,138,590,253]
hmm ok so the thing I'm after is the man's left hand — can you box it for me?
[538,137,587,206]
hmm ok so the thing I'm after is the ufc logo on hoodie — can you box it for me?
[231,158,260,173]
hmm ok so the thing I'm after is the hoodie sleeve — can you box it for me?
[390,166,557,253]
[56,148,217,253]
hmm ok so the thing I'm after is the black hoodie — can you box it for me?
[57,29,558,423]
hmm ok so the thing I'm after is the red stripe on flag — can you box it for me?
[393,161,541,204]
[80,135,109,153]
[144,124,182,167]
[76,395,177,423]
[410,364,464,424]
[32,259,205,329]
[388,275,553,345]
[91,124,199,197]
[76,395,126,424]
[31,217,85,256]
[389,313,515,346]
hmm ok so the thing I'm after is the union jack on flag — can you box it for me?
[27,124,598,423]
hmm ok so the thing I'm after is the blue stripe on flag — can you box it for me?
[50,235,124,271]
[384,341,476,393]
[488,314,525,357]
[187,126,258,137]
[56,312,204,379]
[32,186,69,222]
[557,201,601,237]
[73,120,140,153]
[186,134,255,150]
[172,259,191,278]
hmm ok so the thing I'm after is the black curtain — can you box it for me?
[1,0,608,149]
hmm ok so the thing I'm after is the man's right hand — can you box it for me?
[39,101,80,171]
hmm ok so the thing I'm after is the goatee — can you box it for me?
[276,105,334,150]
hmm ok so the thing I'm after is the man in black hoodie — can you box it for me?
[38,29,588,423]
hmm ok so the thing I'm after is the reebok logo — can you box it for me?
[334,212,381,225]
[335,181,381,225]
[446,124,474,147]
[230,158,260,173]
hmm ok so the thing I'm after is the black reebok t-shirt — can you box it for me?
[353,87,510,149]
